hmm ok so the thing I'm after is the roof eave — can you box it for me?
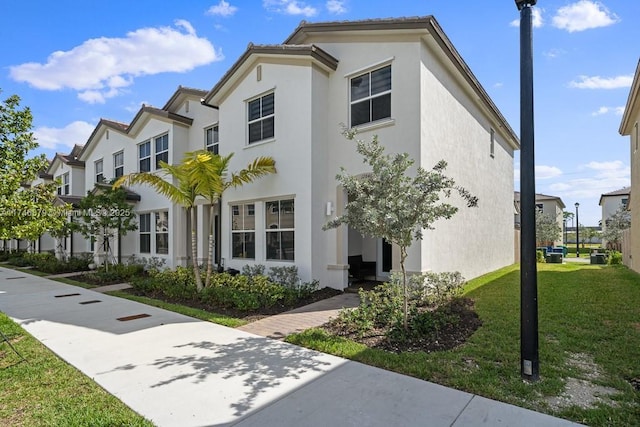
[619,59,640,136]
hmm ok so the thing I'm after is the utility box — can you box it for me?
[590,254,607,265]
[546,253,563,263]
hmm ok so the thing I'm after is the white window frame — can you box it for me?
[113,151,124,178]
[62,172,70,195]
[205,124,219,154]
[138,141,151,172]
[231,203,255,259]
[247,92,275,144]
[349,64,392,128]
[139,213,151,254]
[155,134,169,169]
[155,211,169,255]
[265,199,295,262]
[95,160,104,183]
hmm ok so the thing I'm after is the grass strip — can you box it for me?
[0,313,152,426]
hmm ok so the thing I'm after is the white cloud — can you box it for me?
[569,74,633,89]
[536,165,563,180]
[125,100,149,113]
[263,0,317,17]
[206,1,238,17]
[510,8,544,28]
[326,0,346,14]
[10,21,222,104]
[34,121,95,150]
[548,160,630,200]
[591,106,625,116]
[544,48,566,59]
[552,0,619,32]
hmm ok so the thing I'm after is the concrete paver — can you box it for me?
[0,266,582,427]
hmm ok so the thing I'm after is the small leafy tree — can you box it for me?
[70,185,137,270]
[602,205,630,247]
[324,131,477,329]
[0,90,66,241]
[535,209,562,246]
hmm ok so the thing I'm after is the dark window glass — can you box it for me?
[371,93,391,122]
[350,74,370,101]
[351,100,371,127]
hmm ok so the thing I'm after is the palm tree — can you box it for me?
[113,159,204,290]
[184,150,276,287]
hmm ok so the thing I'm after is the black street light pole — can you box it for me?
[516,0,539,381]
[575,202,580,257]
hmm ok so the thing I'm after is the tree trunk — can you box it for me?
[205,203,215,287]
[400,247,408,331]
[190,207,203,291]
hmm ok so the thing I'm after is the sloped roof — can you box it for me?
[514,191,566,213]
[280,16,519,149]
[162,85,208,111]
[204,43,339,105]
[599,186,630,205]
[619,59,640,135]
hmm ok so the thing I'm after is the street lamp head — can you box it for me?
[575,202,580,208]
[515,0,537,11]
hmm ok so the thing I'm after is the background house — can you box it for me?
[599,186,630,249]
[514,191,565,247]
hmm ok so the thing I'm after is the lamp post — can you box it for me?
[575,202,580,257]
[515,0,539,381]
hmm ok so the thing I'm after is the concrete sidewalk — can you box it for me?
[0,266,581,427]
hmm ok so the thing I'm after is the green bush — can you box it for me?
[333,271,466,341]
[536,250,546,263]
[608,250,622,265]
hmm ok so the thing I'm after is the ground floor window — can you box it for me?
[265,199,294,261]
[139,213,151,253]
[155,211,169,254]
[231,203,255,259]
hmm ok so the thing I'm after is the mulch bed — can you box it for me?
[324,297,482,353]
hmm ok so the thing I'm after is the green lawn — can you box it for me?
[287,263,640,426]
[0,313,153,426]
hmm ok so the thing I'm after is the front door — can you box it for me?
[377,238,392,280]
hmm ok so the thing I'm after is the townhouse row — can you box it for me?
[28,16,521,289]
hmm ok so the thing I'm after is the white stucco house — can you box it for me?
[619,59,639,271]
[514,192,565,247]
[200,16,520,288]
[22,16,520,290]
[599,187,630,248]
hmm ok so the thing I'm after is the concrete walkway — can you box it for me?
[0,266,582,427]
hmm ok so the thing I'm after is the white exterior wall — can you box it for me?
[417,38,515,280]
[217,60,316,281]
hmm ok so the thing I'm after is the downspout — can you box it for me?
[217,197,222,271]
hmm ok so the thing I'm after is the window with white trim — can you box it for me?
[113,151,124,178]
[265,199,294,261]
[62,173,70,195]
[155,134,169,168]
[139,213,151,253]
[350,65,391,127]
[231,203,255,259]
[205,125,219,154]
[155,211,169,254]
[248,92,275,144]
[139,141,151,172]
[95,160,104,183]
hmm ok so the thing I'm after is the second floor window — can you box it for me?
[248,93,274,144]
[62,173,70,195]
[350,65,391,127]
[139,141,151,172]
[95,160,104,183]
[113,151,124,178]
[155,134,169,168]
[205,125,219,154]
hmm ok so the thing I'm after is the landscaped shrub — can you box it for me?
[268,265,300,288]
[608,250,622,265]
[536,250,546,263]
[333,271,467,343]
[241,264,266,277]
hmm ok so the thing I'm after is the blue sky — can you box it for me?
[1,0,637,226]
